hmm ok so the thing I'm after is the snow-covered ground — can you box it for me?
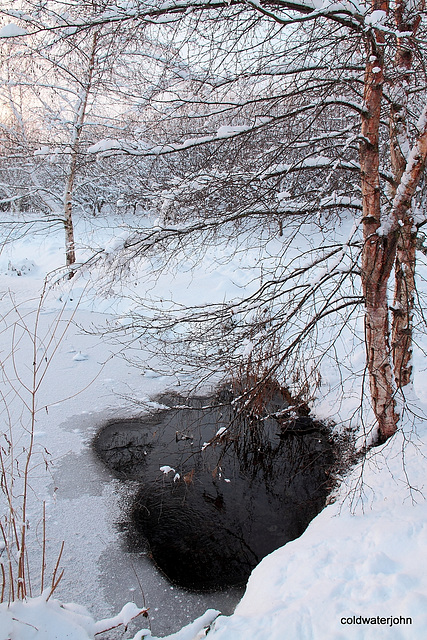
[1,215,427,639]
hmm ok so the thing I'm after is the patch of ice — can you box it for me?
[0,23,27,37]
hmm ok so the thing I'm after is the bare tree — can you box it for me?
[0,13,158,269]
[2,0,427,444]
[62,31,99,271]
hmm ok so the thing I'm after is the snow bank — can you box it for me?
[0,598,218,640]
[140,609,220,640]
[206,423,427,640]
[0,596,94,640]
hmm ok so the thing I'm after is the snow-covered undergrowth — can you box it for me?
[0,596,219,640]
[1,215,426,639]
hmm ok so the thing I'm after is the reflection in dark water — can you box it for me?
[93,391,336,591]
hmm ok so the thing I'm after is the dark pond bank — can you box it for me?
[93,389,338,591]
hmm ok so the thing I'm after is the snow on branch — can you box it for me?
[264,156,394,184]
[4,0,409,39]
[243,0,363,30]
[93,602,148,634]
[392,105,427,220]
[1,0,362,37]
[87,97,366,160]
[87,123,255,157]
[84,0,363,29]
[378,104,427,236]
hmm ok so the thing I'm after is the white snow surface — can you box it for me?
[1,215,427,639]
[365,10,387,26]
[0,22,28,37]
[208,426,427,639]
[0,597,219,640]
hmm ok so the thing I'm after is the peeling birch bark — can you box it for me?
[392,221,415,388]
[360,2,400,443]
[389,2,423,388]
[389,106,427,387]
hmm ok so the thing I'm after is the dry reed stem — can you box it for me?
[0,281,103,603]
[46,541,65,601]
[1,561,5,602]
[94,608,149,636]
[41,501,46,594]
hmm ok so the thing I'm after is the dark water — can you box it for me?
[93,391,336,591]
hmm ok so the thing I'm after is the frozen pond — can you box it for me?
[49,409,243,637]
[93,390,336,603]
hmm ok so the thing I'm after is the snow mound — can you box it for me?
[0,597,218,640]
[73,351,89,361]
[0,596,94,640]
[7,258,37,276]
[207,425,427,639]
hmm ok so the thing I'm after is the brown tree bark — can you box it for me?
[360,1,400,444]
[390,0,424,388]
[389,107,427,386]
[392,221,415,388]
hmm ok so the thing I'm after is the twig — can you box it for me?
[94,608,149,636]
[46,540,64,601]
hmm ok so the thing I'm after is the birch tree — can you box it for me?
[0,14,152,271]
[61,31,98,271]
[0,25,101,272]
[3,0,427,444]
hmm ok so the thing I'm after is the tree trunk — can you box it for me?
[389,66,415,389]
[64,175,77,271]
[63,31,98,277]
[360,3,400,443]
[389,106,427,387]
[392,222,415,388]
[389,0,422,388]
